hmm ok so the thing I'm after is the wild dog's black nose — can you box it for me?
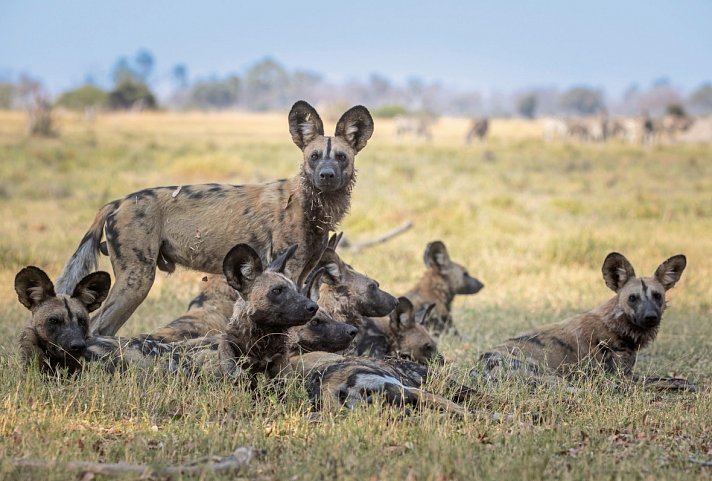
[346,325,358,337]
[319,168,336,180]
[644,314,659,324]
[306,301,318,314]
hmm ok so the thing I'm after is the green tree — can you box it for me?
[108,79,157,110]
[243,58,289,111]
[56,85,109,111]
[517,93,538,119]
[187,76,240,109]
[560,87,605,115]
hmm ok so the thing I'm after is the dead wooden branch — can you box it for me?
[340,221,413,252]
[10,446,255,479]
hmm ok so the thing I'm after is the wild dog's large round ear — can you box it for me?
[318,249,343,285]
[602,252,636,292]
[416,303,437,326]
[424,241,450,270]
[267,244,298,274]
[301,267,326,302]
[15,266,56,310]
[390,297,414,330]
[72,272,111,313]
[223,244,264,294]
[654,254,687,291]
[289,101,324,151]
[334,105,374,153]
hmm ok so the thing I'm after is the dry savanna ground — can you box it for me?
[0,110,711,480]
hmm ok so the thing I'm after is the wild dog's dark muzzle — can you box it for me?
[464,276,484,294]
[313,161,343,191]
[636,301,661,328]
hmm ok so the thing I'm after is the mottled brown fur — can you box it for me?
[477,252,693,390]
[403,241,484,337]
[137,275,238,343]
[55,101,374,337]
[307,233,398,330]
[217,244,318,381]
[356,297,440,364]
[293,352,468,416]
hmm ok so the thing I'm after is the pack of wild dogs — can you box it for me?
[14,100,697,419]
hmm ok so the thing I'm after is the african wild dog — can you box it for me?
[307,233,398,331]
[356,297,440,364]
[15,266,111,373]
[290,351,468,416]
[217,243,319,381]
[55,101,374,337]
[81,269,356,375]
[476,252,694,390]
[403,241,484,337]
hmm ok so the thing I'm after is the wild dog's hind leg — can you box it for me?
[90,210,161,336]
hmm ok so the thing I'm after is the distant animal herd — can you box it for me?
[15,100,697,418]
[392,111,700,145]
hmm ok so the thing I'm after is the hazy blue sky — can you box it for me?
[1,0,710,95]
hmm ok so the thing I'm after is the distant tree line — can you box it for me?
[1,51,711,118]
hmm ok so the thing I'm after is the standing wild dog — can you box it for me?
[356,297,440,364]
[476,252,694,390]
[55,101,374,336]
[403,241,484,337]
[217,243,320,381]
[15,266,111,373]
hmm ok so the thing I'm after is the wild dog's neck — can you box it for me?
[317,284,363,327]
[415,271,454,309]
[298,169,354,234]
[596,297,660,350]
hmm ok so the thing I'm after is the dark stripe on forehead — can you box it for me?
[63,298,75,322]
[641,280,648,295]
[325,137,332,159]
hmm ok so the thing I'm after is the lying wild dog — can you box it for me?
[217,243,320,381]
[55,101,374,337]
[139,275,238,343]
[15,266,110,373]
[356,297,441,364]
[86,248,357,375]
[291,352,470,416]
[403,241,484,337]
[476,252,695,391]
[306,232,398,333]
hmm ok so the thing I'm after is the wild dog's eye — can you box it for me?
[368,283,378,291]
[335,152,346,162]
[48,317,62,326]
[271,286,283,295]
[628,294,638,303]
[463,271,470,277]
[652,292,662,301]
[310,152,319,161]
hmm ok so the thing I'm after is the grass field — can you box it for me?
[1,109,711,480]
